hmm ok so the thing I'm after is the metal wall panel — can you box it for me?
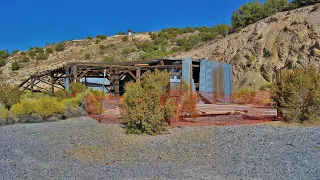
[199,59,233,103]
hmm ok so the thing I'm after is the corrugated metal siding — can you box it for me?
[199,60,233,103]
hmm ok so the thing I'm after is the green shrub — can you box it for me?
[45,48,53,54]
[260,82,274,90]
[10,97,65,119]
[12,49,19,55]
[55,43,65,51]
[20,52,26,55]
[84,53,91,60]
[34,47,44,53]
[121,70,175,135]
[36,52,48,60]
[69,82,88,94]
[0,59,5,67]
[28,51,36,58]
[122,48,131,55]
[122,36,129,42]
[0,108,9,125]
[103,56,115,62]
[55,90,71,100]
[95,39,101,44]
[87,36,93,40]
[272,67,320,122]
[0,50,10,59]
[117,32,126,35]
[0,83,22,109]
[99,45,106,50]
[11,61,20,71]
[96,34,107,40]
[19,56,30,63]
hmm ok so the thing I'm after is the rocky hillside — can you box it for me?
[1,4,320,91]
[176,4,320,90]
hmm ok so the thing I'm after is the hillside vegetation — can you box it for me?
[0,0,319,91]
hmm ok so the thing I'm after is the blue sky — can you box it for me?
[0,0,256,52]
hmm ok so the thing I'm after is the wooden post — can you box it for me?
[275,68,283,120]
[72,65,78,83]
[51,72,55,95]
[136,68,141,82]
[115,69,119,96]
[30,77,34,93]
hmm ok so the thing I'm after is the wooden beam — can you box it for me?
[72,64,78,82]
[78,68,91,79]
[51,72,54,95]
[127,71,136,80]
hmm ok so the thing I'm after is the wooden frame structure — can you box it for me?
[19,59,200,95]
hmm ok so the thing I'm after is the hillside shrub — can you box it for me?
[0,50,10,59]
[19,56,30,63]
[121,70,175,135]
[12,50,19,55]
[20,52,26,55]
[87,36,93,40]
[122,36,129,42]
[34,47,44,53]
[103,56,115,62]
[84,53,91,60]
[0,59,5,67]
[96,34,107,40]
[45,48,53,54]
[55,43,65,51]
[28,51,36,58]
[95,39,101,44]
[99,45,106,50]
[272,67,320,122]
[36,52,48,60]
[11,61,20,71]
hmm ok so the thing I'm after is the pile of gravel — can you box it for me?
[0,116,319,179]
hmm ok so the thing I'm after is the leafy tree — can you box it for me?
[265,0,290,14]
[0,50,10,59]
[55,43,65,51]
[232,1,265,29]
[11,61,20,71]
[0,59,6,67]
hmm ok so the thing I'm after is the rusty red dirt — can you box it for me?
[88,102,277,127]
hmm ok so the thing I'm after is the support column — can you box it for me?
[30,77,34,93]
[72,65,78,83]
[115,69,119,96]
[136,68,141,82]
[275,68,283,120]
[65,67,70,91]
[50,72,55,95]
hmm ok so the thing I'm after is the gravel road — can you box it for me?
[0,117,319,180]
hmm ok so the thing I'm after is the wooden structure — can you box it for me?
[19,59,200,95]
